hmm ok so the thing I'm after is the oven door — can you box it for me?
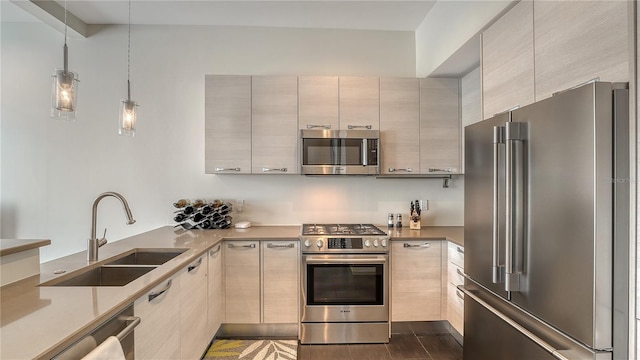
[301,254,389,323]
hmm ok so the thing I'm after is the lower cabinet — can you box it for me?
[223,240,299,325]
[134,275,181,360]
[391,240,442,321]
[208,243,223,335]
[180,255,210,360]
[447,242,465,335]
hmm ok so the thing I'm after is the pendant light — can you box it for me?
[118,0,138,136]
[50,0,79,121]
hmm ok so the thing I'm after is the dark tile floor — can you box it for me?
[298,322,463,360]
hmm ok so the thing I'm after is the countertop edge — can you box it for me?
[0,239,52,257]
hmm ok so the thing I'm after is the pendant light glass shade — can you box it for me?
[51,1,78,121]
[118,98,137,136]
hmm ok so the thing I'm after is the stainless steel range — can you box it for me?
[299,224,390,344]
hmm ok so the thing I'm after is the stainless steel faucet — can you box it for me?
[88,192,136,262]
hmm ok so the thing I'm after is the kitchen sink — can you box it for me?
[40,265,156,287]
[105,248,187,266]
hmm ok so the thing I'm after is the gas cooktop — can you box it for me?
[301,223,388,236]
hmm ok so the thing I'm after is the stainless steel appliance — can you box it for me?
[300,224,390,344]
[300,129,380,175]
[462,82,629,359]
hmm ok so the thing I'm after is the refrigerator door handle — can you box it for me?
[505,122,526,292]
[492,125,505,284]
[459,286,573,360]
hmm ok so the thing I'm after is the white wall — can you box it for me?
[1,20,463,263]
[415,0,512,78]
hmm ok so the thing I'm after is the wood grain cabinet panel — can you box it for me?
[379,78,420,175]
[299,76,339,130]
[262,241,299,323]
[391,240,442,321]
[481,0,534,119]
[446,242,464,335]
[134,275,181,360]
[252,76,299,174]
[224,241,261,324]
[339,77,380,130]
[205,75,252,174]
[208,243,223,336]
[180,255,210,360]
[420,78,461,174]
[533,0,628,100]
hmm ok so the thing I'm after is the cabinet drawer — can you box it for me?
[447,282,464,334]
[447,262,464,287]
[448,242,464,268]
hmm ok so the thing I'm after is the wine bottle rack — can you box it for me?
[172,199,233,230]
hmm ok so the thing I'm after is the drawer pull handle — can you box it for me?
[388,168,413,173]
[215,167,241,172]
[267,243,295,248]
[148,279,172,302]
[262,167,288,173]
[456,290,464,300]
[428,167,456,173]
[209,244,222,256]
[307,124,331,129]
[347,125,372,130]
[404,243,430,248]
[228,243,256,249]
[188,257,203,272]
[456,268,464,277]
[456,246,464,254]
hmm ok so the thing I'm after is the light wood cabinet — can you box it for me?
[391,240,442,321]
[481,0,534,119]
[180,255,210,360]
[420,78,461,174]
[224,241,261,323]
[533,0,628,100]
[134,275,181,360]
[261,241,299,323]
[379,78,420,175]
[339,77,380,130]
[208,243,223,336]
[205,75,252,174]
[299,76,339,130]
[252,76,299,174]
[446,242,465,335]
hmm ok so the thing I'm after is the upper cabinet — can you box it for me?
[205,75,252,174]
[379,78,420,175]
[481,0,534,119]
[252,76,299,174]
[533,0,628,100]
[298,76,339,130]
[339,77,380,130]
[420,78,461,174]
[481,0,629,118]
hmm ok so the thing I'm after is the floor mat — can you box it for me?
[203,339,298,360]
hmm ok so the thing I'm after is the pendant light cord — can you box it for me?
[127,0,131,100]
[64,0,67,45]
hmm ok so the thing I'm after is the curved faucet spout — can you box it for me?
[88,191,136,262]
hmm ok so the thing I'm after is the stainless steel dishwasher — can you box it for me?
[51,305,140,360]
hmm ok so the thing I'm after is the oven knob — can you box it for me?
[316,239,324,248]
[304,239,311,248]
[381,239,387,247]
[364,239,371,247]
[373,239,379,247]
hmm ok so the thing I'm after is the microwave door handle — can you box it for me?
[362,139,368,166]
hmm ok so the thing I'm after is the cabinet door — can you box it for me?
[339,77,380,130]
[208,243,223,336]
[224,241,260,323]
[534,0,628,100]
[379,78,420,175]
[420,78,461,174]
[205,75,252,174]
[262,241,299,323]
[134,276,181,360]
[252,76,299,174]
[299,76,339,130]
[391,240,442,321]
[180,256,210,360]
[481,0,534,119]
[447,242,465,335]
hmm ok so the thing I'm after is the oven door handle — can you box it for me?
[304,257,387,264]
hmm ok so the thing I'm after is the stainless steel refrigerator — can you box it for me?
[462,82,629,360]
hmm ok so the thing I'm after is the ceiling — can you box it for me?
[3,0,438,32]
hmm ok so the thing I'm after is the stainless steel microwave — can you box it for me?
[300,129,380,175]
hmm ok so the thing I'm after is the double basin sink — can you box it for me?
[40,248,187,287]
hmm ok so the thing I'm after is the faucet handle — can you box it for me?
[98,228,108,247]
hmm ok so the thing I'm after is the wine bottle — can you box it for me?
[174,213,188,222]
[173,199,190,208]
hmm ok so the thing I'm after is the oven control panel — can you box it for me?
[328,237,363,249]
[300,236,389,253]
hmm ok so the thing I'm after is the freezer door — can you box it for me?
[464,113,510,300]
[509,82,615,350]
